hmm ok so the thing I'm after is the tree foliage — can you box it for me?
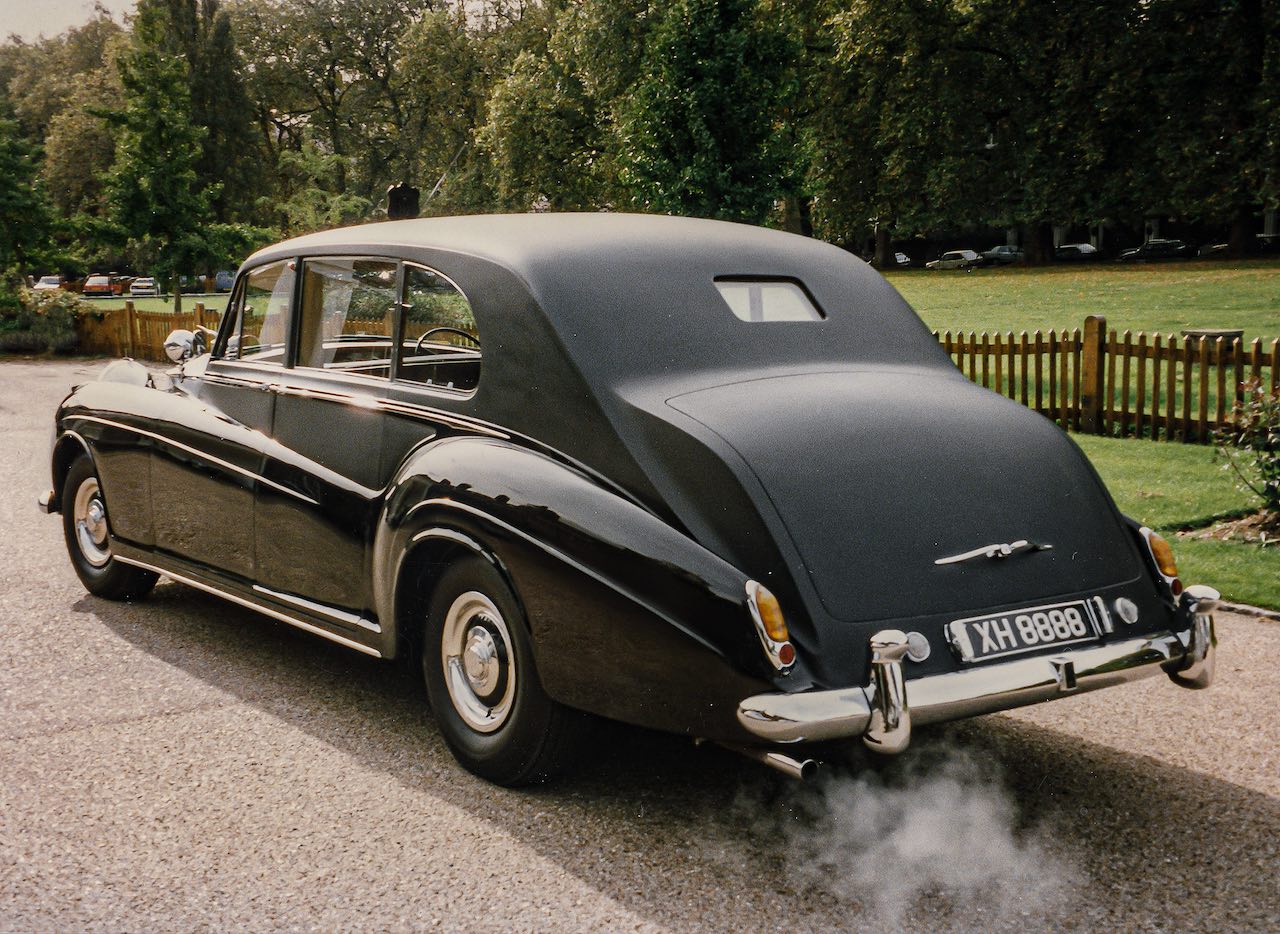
[616,0,797,222]
[0,0,1276,284]
[0,115,55,277]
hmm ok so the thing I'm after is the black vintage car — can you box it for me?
[1117,238,1198,262]
[39,214,1218,785]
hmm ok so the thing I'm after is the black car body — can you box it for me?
[1117,239,1197,262]
[39,214,1219,784]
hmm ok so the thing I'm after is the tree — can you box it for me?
[616,0,797,222]
[268,138,371,232]
[41,65,122,218]
[813,0,985,257]
[1137,0,1276,253]
[0,116,54,275]
[104,0,215,311]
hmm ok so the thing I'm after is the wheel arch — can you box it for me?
[49,430,95,513]
[389,525,526,663]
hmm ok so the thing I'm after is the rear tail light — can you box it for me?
[1140,527,1182,596]
[746,580,795,672]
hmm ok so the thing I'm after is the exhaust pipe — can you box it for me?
[715,741,818,781]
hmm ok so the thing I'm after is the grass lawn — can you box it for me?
[80,295,230,314]
[1073,434,1278,609]
[887,257,1280,344]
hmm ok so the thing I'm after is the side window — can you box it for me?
[297,257,397,377]
[398,265,481,393]
[222,260,293,363]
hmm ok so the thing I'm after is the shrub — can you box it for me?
[0,285,83,355]
[1217,379,1280,513]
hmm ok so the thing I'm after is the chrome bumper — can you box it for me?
[36,489,56,514]
[738,585,1219,751]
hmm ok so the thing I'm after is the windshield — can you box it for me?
[37,277,60,285]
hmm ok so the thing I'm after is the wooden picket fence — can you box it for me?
[77,301,222,361]
[73,304,1276,445]
[936,315,1280,443]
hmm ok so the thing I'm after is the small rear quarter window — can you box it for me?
[714,279,824,322]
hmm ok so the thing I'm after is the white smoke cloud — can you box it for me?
[735,741,1080,931]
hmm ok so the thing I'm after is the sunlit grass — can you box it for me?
[888,257,1280,344]
[1072,433,1278,608]
[80,295,230,314]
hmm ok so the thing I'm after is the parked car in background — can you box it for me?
[178,275,205,294]
[82,275,114,297]
[982,245,1024,265]
[1054,243,1099,262]
[1256,234,1280,253]
[35,213,1221,787]
[926,249,982,270]
[129,277,160,297]
[893,252,912,267]
[214,270,235,292]
[32,275,66,292]
[1117,239,1197,262]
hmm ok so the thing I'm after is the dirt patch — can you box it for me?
[1176,510,1280,545]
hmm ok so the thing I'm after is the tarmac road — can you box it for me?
[1,359,1277,932]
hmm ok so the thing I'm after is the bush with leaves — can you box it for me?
[0,285,84,355]
[1217,379,1280,513]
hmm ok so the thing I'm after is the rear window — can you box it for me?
[714,279,823,322]
[86,276,108,286]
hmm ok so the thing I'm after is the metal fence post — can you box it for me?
[1081,314,1106,434]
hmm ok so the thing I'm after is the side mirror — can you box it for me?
[164,328,196,363]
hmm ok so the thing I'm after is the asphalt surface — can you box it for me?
[1,358,1277,932]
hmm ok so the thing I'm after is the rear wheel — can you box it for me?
[422,556,588,786]
[61,455,158,600]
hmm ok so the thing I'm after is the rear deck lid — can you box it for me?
[668,369,1140,623]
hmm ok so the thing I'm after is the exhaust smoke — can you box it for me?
[735,741,1080,930]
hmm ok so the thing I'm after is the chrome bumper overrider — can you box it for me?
[738,585,1219,751]
[36,489,56,514]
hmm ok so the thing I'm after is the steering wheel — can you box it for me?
[413,326,481,355]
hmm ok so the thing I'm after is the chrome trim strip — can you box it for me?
[374,398,507,438]
[934,539,1052,565]
[115,555,382,657]
[738,629,1191,745]
[73,415,320,507]
[1092,595,1115,633]
[252,584,382,633]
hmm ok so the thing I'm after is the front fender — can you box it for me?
[372,435,786,741]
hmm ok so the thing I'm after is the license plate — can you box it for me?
[947,599,1105,663]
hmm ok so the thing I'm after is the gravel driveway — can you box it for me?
[2,359,1277,932]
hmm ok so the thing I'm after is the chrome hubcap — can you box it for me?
[73,477,111,568]
[442,591,515,733]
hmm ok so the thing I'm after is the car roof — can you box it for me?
[244,213,949,385]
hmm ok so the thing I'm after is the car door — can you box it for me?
[154,259,294,579]
[378,261,483,477]
[253,256,398,626]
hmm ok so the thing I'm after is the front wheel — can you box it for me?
[61,454,158,600]
[422,556,589,786]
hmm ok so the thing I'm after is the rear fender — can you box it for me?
[372,436,784,739]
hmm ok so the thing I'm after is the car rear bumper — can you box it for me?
[737,585,1219,752]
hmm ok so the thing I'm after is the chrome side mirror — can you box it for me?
[164,328,196,363]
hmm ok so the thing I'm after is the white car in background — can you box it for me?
[926,249,982,270]
[129,277,160,297]
[32,275,65,291]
